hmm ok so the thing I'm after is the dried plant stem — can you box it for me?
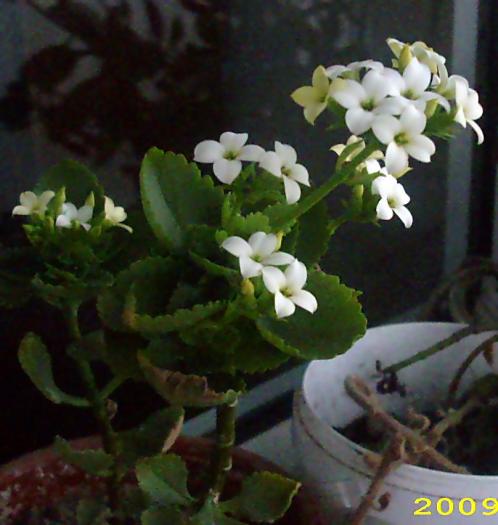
[65,304,121,522]
[209,399,238,502]
[349,434,405,525]
[345,375,468,474]
[447,334,498,407]
[382,326,475,375]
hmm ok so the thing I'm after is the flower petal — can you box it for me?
[39,191,55,207]
[403,58,431,95]
[345,107,374,135]
[62,203,78,220]
[376,198,394,221]
[385,142,409,174]
[288,164,310,186]
[213,158,242,184]
[291,289,318,314]
[372,115,400,144]
[239,144,265,162]
[393,205,413,228]
[262,266,286,294]
[468,119,484,145]
[363,70,390,102]
[303,102,327,125]
[12,205,30,216]
[371,174,397,198]
[333,79,365,109]
[404,135,435,163]
[56,215,72,228]
[312,66,330,94]
[239,256,263,278]
[77,205,93,223]
[259,151,282,178]
[194,140,224,163]
[250,232,277,257]
[221,236,252,257]
[400,105,426,135]
[220,132,248,152]
[285,260,307,292]
[19,191,37,208]
[81,222,91,232]
[283,176,301,204]
[274,142,297,167]
[274,292,296,318]
[291,86,318,107]
[262,252,295,266]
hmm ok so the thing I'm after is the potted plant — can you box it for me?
[289,39,495,525]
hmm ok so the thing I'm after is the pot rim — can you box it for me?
[301,321,498,484]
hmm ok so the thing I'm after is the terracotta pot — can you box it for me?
[0,435,326,525]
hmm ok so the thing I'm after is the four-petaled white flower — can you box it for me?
[104,196,133,233]
[326,59,384,80]
[450,76,484,144]
[221,232,294,279]
[56,202,93,231]
[12,191,55,217]
[371,174,413,228]
[291,66,334,125]
[372,105,435,175]
[194,132,264,184]
[259,142,310,204]
[332,70,398,135]
[384,59,450,114]
[262,261,318,318]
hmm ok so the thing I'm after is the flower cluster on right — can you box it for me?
[292,38,484,229]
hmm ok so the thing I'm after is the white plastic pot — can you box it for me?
[292,322,498,525]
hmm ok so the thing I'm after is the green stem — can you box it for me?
[383,326,475,375]
[65,304,121,520]
[209,399,238,502]
[272,142,379,230]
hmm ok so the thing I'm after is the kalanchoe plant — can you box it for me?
[0,37,484,524]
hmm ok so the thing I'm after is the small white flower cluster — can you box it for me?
[12,191,132,233]
[221,232,317,319]
[194,132,310,204]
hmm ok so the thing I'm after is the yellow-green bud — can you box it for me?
[353,184,364,199]
[241,278,255,297]
[425,99,439,119]
[275,231,284,251]
[85,191,95,208]
[398,45,413,72]
[52,186,66,215]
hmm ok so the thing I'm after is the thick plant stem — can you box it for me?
[272,143,379,230]
[65,304,121,520]
[209,399,238,502]
[383,326,475,375]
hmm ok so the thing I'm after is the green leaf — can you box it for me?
[0,246,40,308]
[221,193,272,237]
[140,148,224,252]
[36,160,104,212]
[54,436,113,477]
[102,330,145,381]
[294,199,329,265]
[221,472,300,523]
[139,356,239,407]
[66,330,107,362]
[257,271,366,360]
[192,499,245,525]
[18,333,89,407]
[76,498,111,525]
[120,407,184,469]
[142,506,187,525]
[136,454,195,507]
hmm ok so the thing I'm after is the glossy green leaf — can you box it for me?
[294,199,329,266]
[221,472,300,523]
[54,436,113,477]
[136,454,194,507]
[191,499,245,525]
[140,148,224,252]
[141,506,186,525]
[257,271,366,360]
[18,333,89,407]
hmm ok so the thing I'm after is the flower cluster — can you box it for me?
[221,232,317,319]
[12,190,132,233]
[293,38,484,228]
[194,133,310,204]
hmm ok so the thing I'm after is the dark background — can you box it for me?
[0,0,496,462]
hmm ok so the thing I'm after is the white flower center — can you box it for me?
[224,150,239,160]
[395,132,410,145]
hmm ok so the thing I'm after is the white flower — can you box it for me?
[262,261,317,318]
[12,191,55,216]
[383,59,450,113]
[326,59,384,79]
[259,142,310,204]
[221,232,294,279]
[291,66,334,124]
[450,76,484,144]
[372,105,435,174]
[56,202,93,231]
[194,132,264,184]
[371,173,412,228]
[332,70,399,135]
[331,135,384,163]
[104,196,132,233]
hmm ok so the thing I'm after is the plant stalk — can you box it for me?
[209,399,238,502]
[65,304,121,520]
[383,326,475,375]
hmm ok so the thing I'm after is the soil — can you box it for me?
[0,436,325,525]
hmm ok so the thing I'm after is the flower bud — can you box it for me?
[241,278,255,297]
[85,191,95,208]
[398,45,413,72]
[424,99,439,119]
[52,186,66,215]
[275,231,284,251]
